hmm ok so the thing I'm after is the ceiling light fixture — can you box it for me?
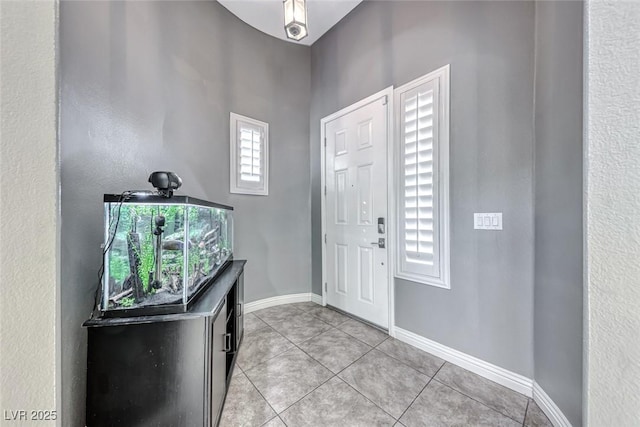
[283,0,308,41]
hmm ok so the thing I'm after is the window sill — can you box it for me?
[394,272,450,289]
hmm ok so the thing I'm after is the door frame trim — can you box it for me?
[320,86,395,335]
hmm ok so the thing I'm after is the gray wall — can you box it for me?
[311,1,536,376]
[59,2,310,424]
[533,2,583,426]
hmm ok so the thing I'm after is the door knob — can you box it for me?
[370,238,386,248]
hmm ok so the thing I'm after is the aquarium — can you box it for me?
[101,194,233,317]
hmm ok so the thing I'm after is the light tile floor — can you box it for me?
[220,302,553,427]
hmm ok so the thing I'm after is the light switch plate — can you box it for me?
[474,213,503,230]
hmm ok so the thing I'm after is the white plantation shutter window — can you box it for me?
[239,126,262,182]
[395,65,450,288]
[230,113,269,195]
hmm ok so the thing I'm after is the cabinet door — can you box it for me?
[86,319,206,426]
[210,298,228,426]
[236,273,244,347]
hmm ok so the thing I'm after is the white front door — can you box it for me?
[323,92,389,328]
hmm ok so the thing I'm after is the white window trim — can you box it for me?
[393,65,451,289]
[230,112,269,196]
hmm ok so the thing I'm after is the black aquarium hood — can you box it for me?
[103,193,234,211]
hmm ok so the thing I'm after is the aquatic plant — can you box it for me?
[139,232,155,292]
[109,254,129,284]
[107,203,229,299]
[120,296,135,308]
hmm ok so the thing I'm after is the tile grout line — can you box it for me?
[338,372,401,421]
[245,306,340,373]
[342,337,448,422]
[240,305,356,423]
[281,323,333,348]
[395,362,446,422]
[301,299,530,422]
[294,333,345,374]
[522,398,530,427]
[274,332,383,418]
[272,319,334,350]
[373,336,451,378]
[329,345,403,420]
[335,323,388,347]
[333,339,378,376]
[305,309,351,329]
[239,324,304,419]
[241,368,282,420]
[259,414,279,427]
[263,303,397,420]
[254,308,311,330]
[244,303,529,426]
[274,317,380,416]
[296,325,340,348]
[239,325,297,372]
[259,304,342,344]
[247,304,369,419]
[275,373,338,417]
[246,304,410,423]
[431,376,527,425]
[339,312,512,409]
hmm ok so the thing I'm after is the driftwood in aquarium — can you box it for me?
[122,275,134,291]
[109,287,133,303]
[109,276,121,294]
[189,261,204,289]
[169,270,180,292]
[158,267,181,294]
[127,231,145,302]
[202,227,219,243]
[163,239,191,251]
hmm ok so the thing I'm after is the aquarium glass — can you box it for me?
[185,206,233,300]
[102,196,233,314]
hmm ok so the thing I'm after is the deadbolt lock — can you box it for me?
[370,238,386,249]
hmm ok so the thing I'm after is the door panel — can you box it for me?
[210,298,227,427]
[325,95,389,328]
[335,170,348,224]
[358,245,374,303]
[335,244,348,295]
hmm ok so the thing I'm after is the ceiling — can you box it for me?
[218,0,362,46]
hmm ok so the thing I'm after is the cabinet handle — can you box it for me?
[223,333,232,352]
[237,303,242,316]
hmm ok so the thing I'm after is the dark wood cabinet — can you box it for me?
[208,297,227,427]
[84,261,245,427]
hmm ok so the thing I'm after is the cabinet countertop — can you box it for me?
[83,260,246,328]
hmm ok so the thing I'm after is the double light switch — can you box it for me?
[474,213,503,230]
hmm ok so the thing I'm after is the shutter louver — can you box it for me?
[230,112,269,195]
[403,89,435,265]
[394,65,449,288]
[239,127,262,183]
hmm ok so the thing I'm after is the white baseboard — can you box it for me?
[394,327,533,397]
[533,381,572,427]
[245,293,321,313]
[394,327,574,427]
